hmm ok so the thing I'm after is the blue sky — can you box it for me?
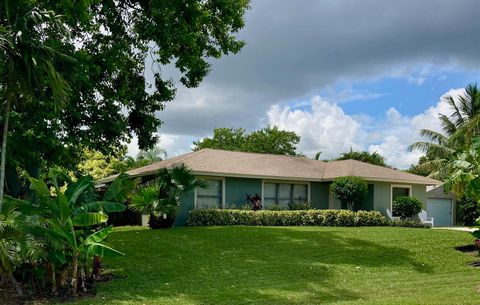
[129,0,480,169]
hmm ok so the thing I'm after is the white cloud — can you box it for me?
[266,88,466,169]
[267,96,363,158]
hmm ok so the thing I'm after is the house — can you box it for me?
[98,149,441,226]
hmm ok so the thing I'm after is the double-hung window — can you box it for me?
[263,182,308,209]
[196,179,223,209]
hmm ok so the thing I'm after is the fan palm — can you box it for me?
[409,84,480,179]
[0,1,71,211]
[130,164,206,228]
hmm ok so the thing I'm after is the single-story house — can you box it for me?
[98,148,441,226]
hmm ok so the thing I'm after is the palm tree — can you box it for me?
[136,146,167,163]
[0,2,71,211]
[130,164,206,228]
[335,148,390,167]
[409,84,480,179]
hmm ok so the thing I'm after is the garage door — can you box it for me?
[427,198,453,227]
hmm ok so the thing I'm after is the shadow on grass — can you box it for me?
[72,226,434,305]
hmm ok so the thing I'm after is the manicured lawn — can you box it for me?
[66,226,479,305]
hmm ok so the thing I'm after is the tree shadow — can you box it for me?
[69,226,434,305]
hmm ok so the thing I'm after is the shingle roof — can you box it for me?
[97,148,441,185]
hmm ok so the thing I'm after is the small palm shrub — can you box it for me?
[392,196,422,220]
[288,202,312,210]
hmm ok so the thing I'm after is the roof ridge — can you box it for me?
[201,148,312,160]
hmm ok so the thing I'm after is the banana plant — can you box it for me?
[22,173,132,296]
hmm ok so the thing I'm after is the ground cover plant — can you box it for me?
[28,226,480,305]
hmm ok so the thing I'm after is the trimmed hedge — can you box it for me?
[187,209,389,227]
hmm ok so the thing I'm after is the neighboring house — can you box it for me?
[427,184,457,227]
[98,149,441,226]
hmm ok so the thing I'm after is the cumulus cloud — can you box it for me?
[267,96,362,158]
[266,88,465,169]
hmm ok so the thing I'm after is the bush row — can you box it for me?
[187,209,391,227]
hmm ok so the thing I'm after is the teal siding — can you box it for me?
[225,177,262,208]
[174,189,194,226]
[372,182,391,215]
[310,182,329,209]
[412,184,427,209]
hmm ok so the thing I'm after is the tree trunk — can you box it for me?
[0,99,11,212]
[69,254,79,296]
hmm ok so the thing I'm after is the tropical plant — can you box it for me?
[329,176,368,211]
[0,172,135,297]
[456,197,480,226]
[444,136,480,201]
[0,2,71,211]
[129,164,206,229]
[409,84,480,179]
[335,148,390,167]
[392,196,422,220]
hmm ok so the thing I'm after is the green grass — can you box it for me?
[66,226,480,305]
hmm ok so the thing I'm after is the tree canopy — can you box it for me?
[193,126,301,155]
[334,149,390,167]
[1,0,250,195]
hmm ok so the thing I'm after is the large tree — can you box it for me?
[2,0,250,195]
[409,84,480,179]
[0,2,71,209]
[193,126,301,155]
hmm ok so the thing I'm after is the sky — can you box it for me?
[128,0,480,169]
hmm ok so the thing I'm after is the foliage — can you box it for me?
[335,148,390,167]
[0,173,135,297]
[77,146,167,180]
[409,84,480,179]
[392,196,422,220]
[187,209,388,226]
[129,164,205,229]
[329,176,368,210]
[193,126,301,155]
[288,202,312,210]
[3,0,250,195]
[0,0,72,209]
[266,204,287,211]
[456,197,480,226]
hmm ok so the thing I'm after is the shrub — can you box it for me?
[392,196,422,220]
[267,204,287,211]
[456,197,479,226]
[330,176,368,210]
[187,209,388,227]
[288,202,312,210]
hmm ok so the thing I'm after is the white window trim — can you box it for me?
[390,184,412,212]
[261,180,311,209]
[194,176,226,209]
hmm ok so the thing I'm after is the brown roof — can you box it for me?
[97,149,441,185]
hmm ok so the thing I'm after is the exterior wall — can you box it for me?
[173,175,431,226]
[412,184,428,209]
[174,188,195,226]
[310,182,329,209]
[225,177,262,208]
[372,182,391,214]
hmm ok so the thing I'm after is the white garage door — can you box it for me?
[427,198,453,227]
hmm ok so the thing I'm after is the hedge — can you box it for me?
[187,209,390,227]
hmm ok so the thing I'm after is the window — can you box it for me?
[196,179,223,209]
[263,182,308,209]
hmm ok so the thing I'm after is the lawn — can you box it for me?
[65,226,479,305]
